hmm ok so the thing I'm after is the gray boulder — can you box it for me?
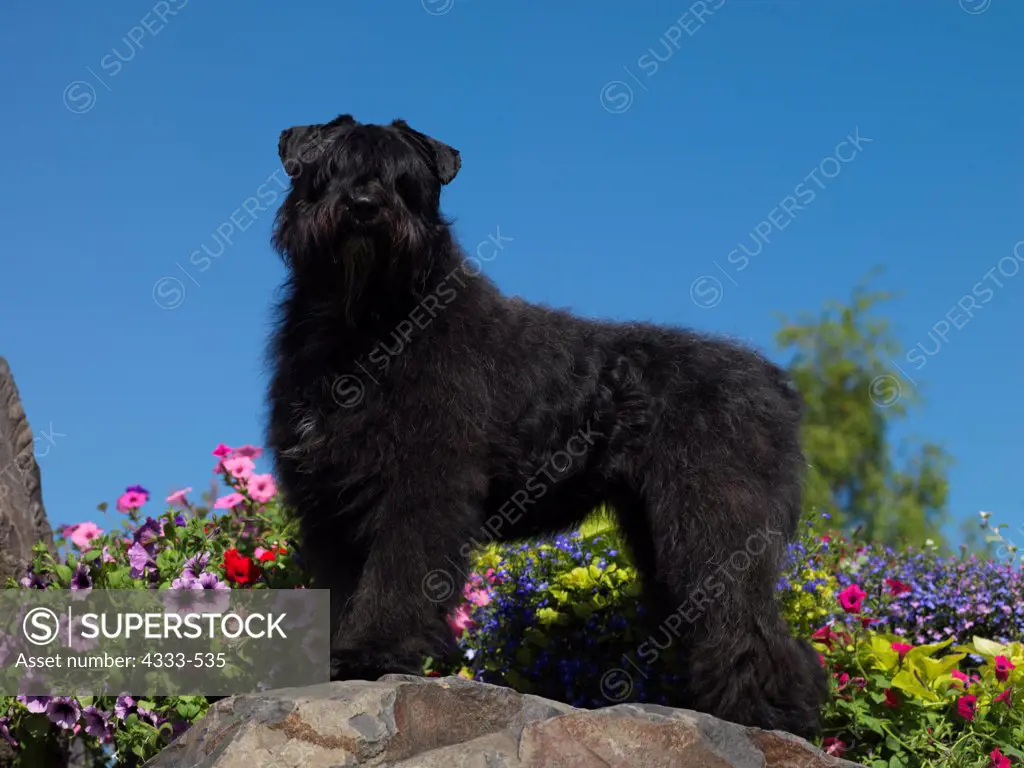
[0,356,53,583]
[146,675,862,767]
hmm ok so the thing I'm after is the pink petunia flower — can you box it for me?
[837,584,867,614]
[464,587,491,607]
[212,443,233,458]
[222,456,255,481]
[232,445,264,460]
[994,655,1016,683]
[956,694,977,721]
[166,487,193,507]
[116,489,148,513]
[990,749,1011,768]
[246,473,277,503]
[447,605,474,635]
[68,522,103,551]
[213,493,245,510]
[822,737,845,757]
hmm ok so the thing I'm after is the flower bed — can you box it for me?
[1,444,1021,767]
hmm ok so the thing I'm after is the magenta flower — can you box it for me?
[837,584,867,614]
[222,456,255,480]
[246,473,277,503]
[116,489,148,513]
[46,697,81,730]
[891,642,913,661]
[166,487,193,506]
[232,445,264,459]
[213,493,245,510]
[956,694,978,721]
[994,655,1016,682]
[212,443,233,458]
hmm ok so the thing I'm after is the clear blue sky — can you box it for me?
[1,1,1020,545]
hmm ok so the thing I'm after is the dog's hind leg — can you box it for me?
[629,453,827,739]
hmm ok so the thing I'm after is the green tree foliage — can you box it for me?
[775,272,952,545]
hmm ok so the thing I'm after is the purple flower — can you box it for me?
[17,695,50,713]
[173,514,187,526]
[46,697,81,730]
[69,561,92,592]
[128,542,152,578]
[183,552,211,579]
[136,706,163,728]
[19,568,46,589]
[0,717,17,748]
[114,695,135,720]
[81,706,111,741]
[126,485,149,495]
[171,573,197,590]
[197,571,228,590]
[133,517,163,549]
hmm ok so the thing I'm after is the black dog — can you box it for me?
[266,114,827,737]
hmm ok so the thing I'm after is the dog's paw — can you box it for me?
[329,651,419,682]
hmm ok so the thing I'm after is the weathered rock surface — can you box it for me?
[0,358,55,767]
[0,356,53,583]
[146,675,863,767]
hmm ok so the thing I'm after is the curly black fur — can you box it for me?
[266,114,827,737]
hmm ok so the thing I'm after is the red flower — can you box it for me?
[891,642,913,661]
[994,655,1016,682]
[834,672,850,690]
[817,653,827,668]
[956,694,978,721]
[883,688,900,708]
[822,737,845,757]
[884,578,912,596]
[258,550,277,563]
[811,625,836,650]
[223,549,260,585]
[990,748,1011,768]
[994,688,1014,708]
[837,584,867,614]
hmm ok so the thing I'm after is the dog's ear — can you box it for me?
[393,120,461,186]
[278,124,321,175]
[278,116,356,175]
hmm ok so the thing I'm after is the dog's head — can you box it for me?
[272,114,460,275]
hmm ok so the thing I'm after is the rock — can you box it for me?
[0,360,58,768]
[145,675,863,768]
[0,356,53,584]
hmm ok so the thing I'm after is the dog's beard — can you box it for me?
[278,203,440,325]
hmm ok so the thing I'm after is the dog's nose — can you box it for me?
[349,195,378,222]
